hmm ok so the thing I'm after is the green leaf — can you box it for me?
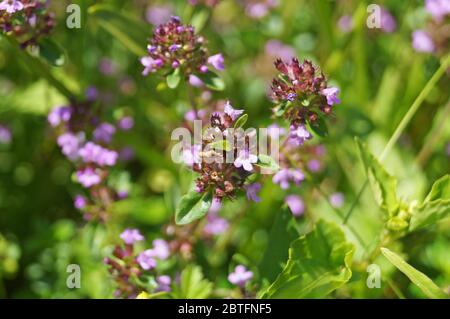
[190,9,210,32]
[308,117,328,137]
[233,114,248,128]
[356,138,399,217]
[197,71,225,91]
[256,154,280,172]
[88,5,147,56]
[172,265,213,298]
[258,207,299,282]
[381,247,447,299]
[166,68,181,89]
[38,39,65,67]
[175,189,212,225]
[262,220,354,298]
[208,139,232,152]
[424,175,450,202]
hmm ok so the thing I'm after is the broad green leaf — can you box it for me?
[262,220,354,298]
[197,71,225,91]
[208,139,232,151]
[256,154,280,172]
[308,117,328,137]
[175,190,212,225]
[38,39,65,67]
[356,138,399,217]
[424,175,450,202]
[88,5,147,56]
[258,207,299,282]
[233,114,248,129]
[172,265,212,298]
[167,68,181,89]
[381,248,447,299]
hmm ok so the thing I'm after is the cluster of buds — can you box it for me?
[141,16,224,80]
[104,229,172,298]
[47,96,134,221]
[183,102,263,202]
[412,0,450,55]
[0,0,55,48]
[271,58,340,145]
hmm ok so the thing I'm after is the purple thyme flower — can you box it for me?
[425,0,450,22]
[307,159,321,172]
[182,144,201,167]
[289,124,312,146]
[76,167,101,188]
[78,142,118,166]
[137,250,157,270]
[145,5,172,25]
[188,74,204,88]
[224,101,244,121]
[120,228,144,245]
[412,30,435,53]
[93,122,116,144]
[207,53,225,71]
[147,239,170,260]
[57,132,84,161]
[85,86,99,101]
[99,58,118,76]
[209,197,222,214]
[204,213,229,236]
[234,149,258,172]
[228,265,253,287]
[0,0,24,14]
[321,87,341,106]
[245,183,261,203]
[155,275,172,292]
[272,168,304,189]
[285,195,305,216]
[380,8,397,33]
[0,125,11,144]
[338,15,353,33]
[47,106,72,127]
[118,116,134,131]
[265,40,296,62]
[329,192,345,208]
[140,56,163,75]
[74,195,87,209]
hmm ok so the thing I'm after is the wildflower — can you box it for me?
[224,101,244,121]
[188,74,204,87]
[272,168,304,189]
[338,15,353,33]
[321,87,340,106]
[228,265,253,287]
[204,213,229,236]
[74,195,87,210]
[330,192,344,208]
[155,275,171,292]
[137,250,157,270]
[146,5,172,25]
[120,228,144,245]
[76,167,101,188]
[182,144,201,166]
[78,142,118,166]
[289,124,312,146]
[267,124,285,139]
[0,125,11,144]
[245,183,261,202]
[425,0,450,22]
[0,0,23,14]
[208,197,222,214]
[285,195,305,216]
[380,8,397,33]
[234,149,258,172]
[118,116,134,131]
[208,53,225,71]
[93,123,116,144]
[48,106,72,127]
[307,159,321,172]
[412,30,435,53]
[148,239,170,260]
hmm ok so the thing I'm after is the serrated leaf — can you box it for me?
[175,189,212,225]
[197,71,225,91]
[233,114,248,128]
[172,265,212,298]
[167,68,181,89]
[356,138,399,217]
[381,247,447,299]
[38,39,65,67]
[262,220,354,298]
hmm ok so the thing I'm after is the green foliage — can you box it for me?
[262,220,354,298]
[175,189,212,225]
[171,265,213,299]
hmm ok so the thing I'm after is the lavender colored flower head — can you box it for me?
[93,122,116,144]
[228,265,253,287]
[425,0,450,22]
[412,30,435,53]
[120,228,144,245]
[208,197,222,214]
[78,142,118,166]
[188,74,204,88]
[272,168,304,189]
[307,159,321,172]
[76,167,101,188]
[0,125,12,144]
[338,15,353,33]
[0,0,24,14]
[155,275,172,292]
[245,183,261,203]
[74,195,87,210]
[289,125,312,146]
[321,87,341,106]
[204,213,229,236]
[224,101,244,121]
[118,116,134,131]
[137,250,157,270]
[148,239,170,260]
[207,53,225,71]
[285,195,305,216]
[182,144,201,167]
[234,149,258,172]
[145,5,172,25]
[329,192,345,208]
[57,132,84,161]
[48,106,72,127]
[380,8,397,33]
[85,86,99,101]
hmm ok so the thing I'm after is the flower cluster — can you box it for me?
[104,229,172,298]
[228,264,253,288]
[243,0,279,19]
[271,58,340,145]
[48,98,133,221]
[141,16,224,79]
[412,0,450,54]
[0,0,55,48]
